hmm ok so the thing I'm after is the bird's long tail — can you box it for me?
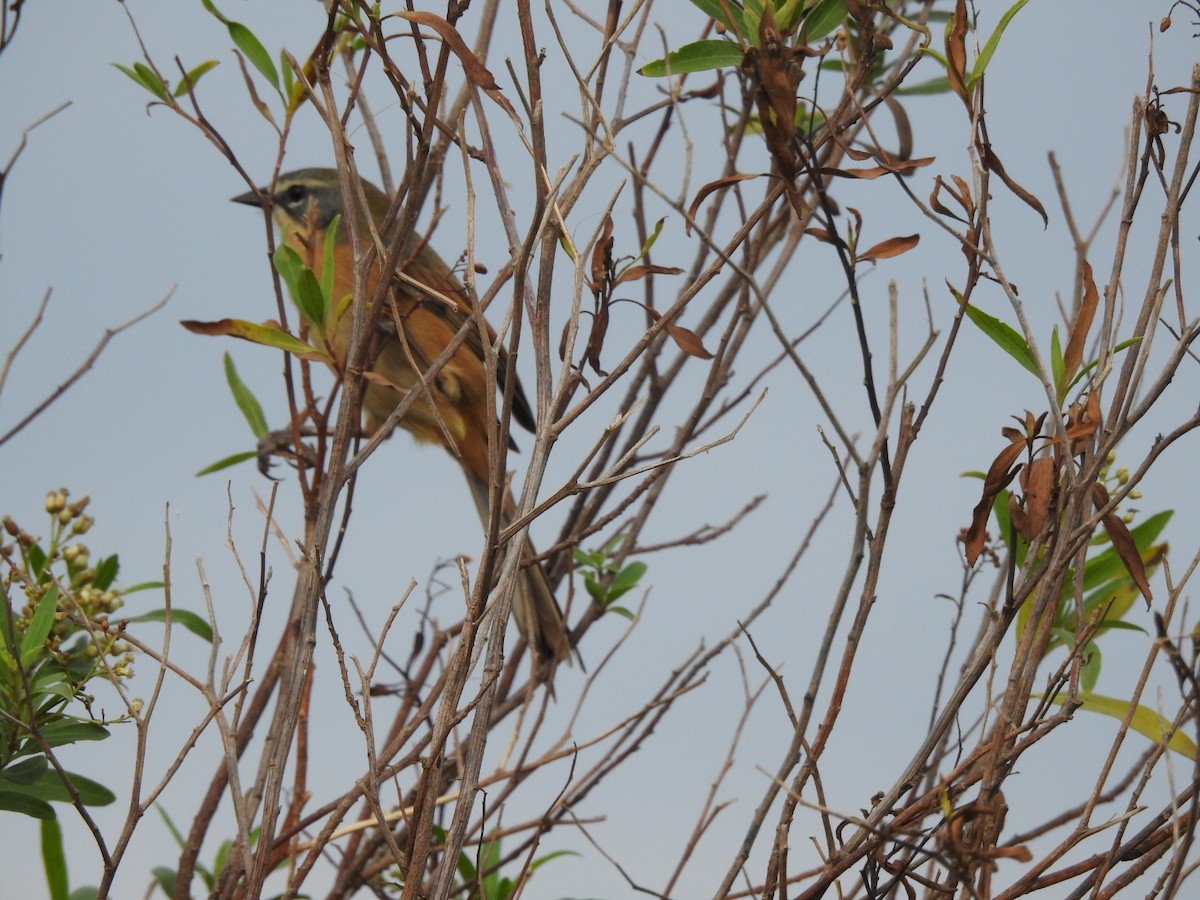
[466,474,571,669]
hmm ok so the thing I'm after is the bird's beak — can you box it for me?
[231,187,266,206]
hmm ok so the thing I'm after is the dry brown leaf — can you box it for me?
[1063,260,1099,385]
[1015,455,1056,540]
[965,433,1027,565]
[857,233,920,263]
[590,215,614,292]
[394,11,514,115]
[614,264,685,286]
[1091,483,1153,607]
[983,145,1048,227]
[946,0,970,105]
[686,173,762,234]
[666,322,715,360]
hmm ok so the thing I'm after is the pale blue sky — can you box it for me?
[2,3,1197,898]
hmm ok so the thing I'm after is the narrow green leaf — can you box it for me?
[637,218,668,260]
[687,0,744,34]
[173,59,219,97]
[199,0,227,24]
[1068,335,1142,392]
[969,0,1031,89]
[0,789,55,819]
[322,214,341,304]
[293,269,327,333]
[1044,692,1199,759]
[227,22,281,94]
[1050,325,1064,399]
[896,75,953,96]
[157,805,188,848]
[13,769,115,807]
[181,318,329,360]
[607,606,636,621]
[607,561,648,604]
[4,757,48,785]
[31,719,109,749]
[223,353,270,439]
[1080,641,1100,692]
[196,451,259,476]
[127,608,214,643]
[963,303,1039,377]
[802,0,848,42]
[21,587,60,669]
[639,39,744,77]
[67,888,98,900]
[91,554,119,591]
[112,64,167,101]
[273,243,303,297]
[152,867,177,897]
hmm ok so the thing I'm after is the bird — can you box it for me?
[232,167,571,669]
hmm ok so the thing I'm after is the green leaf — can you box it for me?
[637,218,668,260]
[322,215,341,305]
[639,39,744,77]
[227,22,281,94]
[67,888,98,900]
[687,0,746,36]
[273,243,303,297]
[896,76,953,96]
[196,451,260,476]
[963,302,1039,377]
[127,608,214,643]
[606,605,636,621]
[223,353,270,439]
[112,63,170,101]
[21,586,60,669]
[181,318,329,360]
[802,0,847,42]
[173,59,219,97]
[5,769,115,807]
[607,561,647,604]
[293,269,327,333]
[0,789,55,819]
[968,0,1031,90]
[153,867,177,896]
[4,757,49,785]
[1045,692,1198,760]
[31,719,109,750]
[1050,325,1064,398]
[42,814,69,900]
[157,805,188,849]
[91,554,119,591]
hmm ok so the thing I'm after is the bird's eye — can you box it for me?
[283,184,307,204]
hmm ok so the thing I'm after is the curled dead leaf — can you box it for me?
[857,233,920,263]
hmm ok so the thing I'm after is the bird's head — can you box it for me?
[232,168,387,235]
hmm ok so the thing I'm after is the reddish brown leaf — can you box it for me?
[930,175,969,223]
[884,95,913,162]
[965,434,1027,566]
[1014,455,1056,540]
[586,302,610,377]
[613,264,685,286]
[590,215,614,292]
[821,157,934,180]
[1063,260,1099,384]
[1091,483,1153,607]
[946,0,970,105]
[804,227,845,248]
[982,145,1049,227]
[686,173,762,234]
[666,322,715,360]
[1064,391,1102,453]
[857,233,920,263]
[394,11,514,115]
